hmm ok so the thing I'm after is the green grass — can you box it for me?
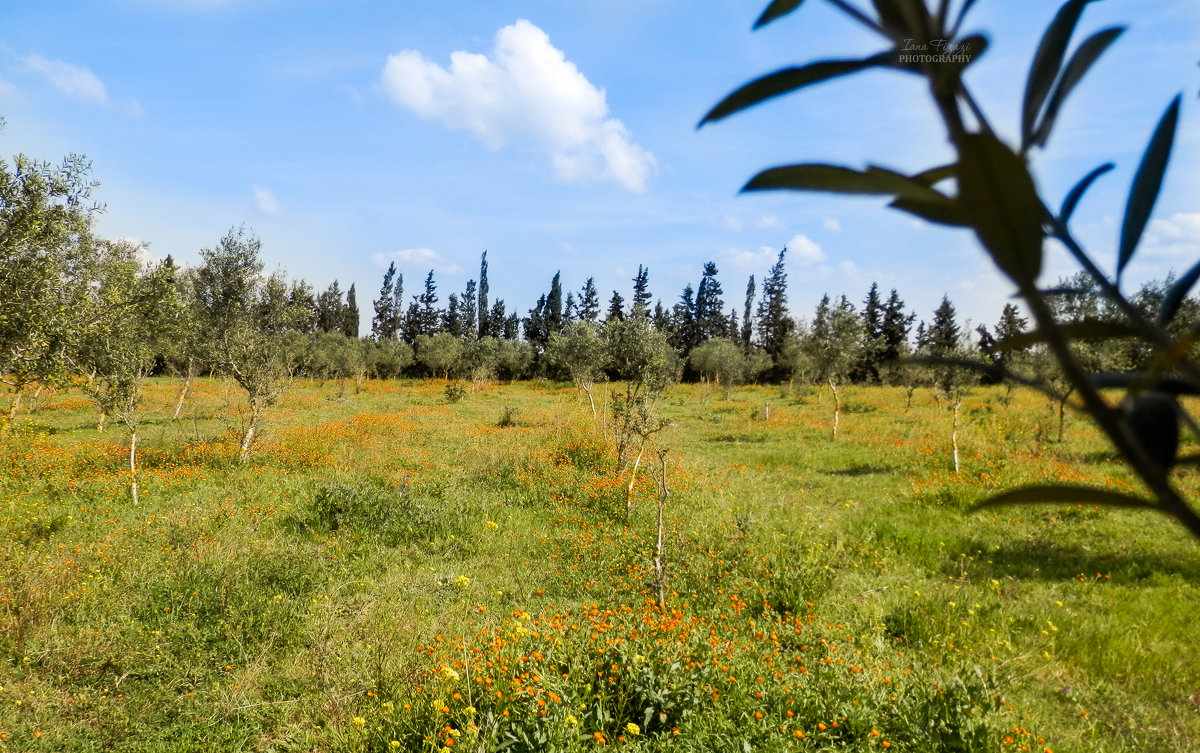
[1,377,1198,751]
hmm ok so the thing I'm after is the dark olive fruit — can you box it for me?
[1124,391,1180,471]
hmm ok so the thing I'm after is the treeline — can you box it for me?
[5,141,1199,457]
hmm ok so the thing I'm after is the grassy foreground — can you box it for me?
[1,377,1198,752]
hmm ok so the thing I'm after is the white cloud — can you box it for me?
[822,216,841,232]
[758,214,783,230]
[722,245,779,275]
[0,78,17,100]
[126,98,145,120]
[371,248,464,276]
[380,19,655,192]
[23,54,108,105]
[785,234,826,266]
[1143,212,1200,260]
[722,214,743,232]
[252,185,282,216]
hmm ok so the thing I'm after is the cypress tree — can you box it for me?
[547,272,564,334]
[741,275,755,347]
[343,283,359,338]
[461,280,478,339]
[316,280,343,333]
[477,251,489,338]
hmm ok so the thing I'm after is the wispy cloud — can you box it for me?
[371,248,464,276]
[380,19,655,193]
[23,54,108,105]
[252,185,283,216]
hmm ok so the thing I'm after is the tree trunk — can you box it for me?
[1,389,23,434]
[1056,390,1072,443]
[97,411,106,433]
[829,379,841,437]
[625,437,647,519]
[29,384,44,414]
[172,364,193,419]
[129,430,139,506]
[654,452,668,611]
[951,400,961,474]
[239,407,262,463]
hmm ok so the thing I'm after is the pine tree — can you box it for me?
[856,282,885,382]
[371,262,399,340]
[564,292,577,324]
[579,278,601,323]
[741,275,755,347]
[489,300,508,339]
[342,283,359,337]
[607,291,626,322]
[524,294,549,346]
[444,293,462,337]
[694,262,726,342]
[755,249,793,361]
[478,251,490,338]
[672,284,698,351]
[316,280,344,333]
[879,288,914,364]
[461,280,478,339]
[415,270,440,336]
[631,265,652,319]
[927,295,960,359]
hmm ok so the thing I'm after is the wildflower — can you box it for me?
[441,665,461,681]
[390,742,401,750]
[625,722,640,736]
[486,520,499,530]
[565,715,579,727]
[456,575,470,588]
[351,716,366,727]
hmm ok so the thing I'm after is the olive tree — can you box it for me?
[546,321,609,419]
[0,146,101,432]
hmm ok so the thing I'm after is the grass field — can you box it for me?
[1,377,1198,752]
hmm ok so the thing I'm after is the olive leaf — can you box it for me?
[699,52,900,126]
[1030,27,1124,149]
[1117,95,1181,282]
[1021,0,1097,150]
[1059,163,1114,224]
[1159,258,1200,325]
[753,0,806,29]
[955,132,1044,286]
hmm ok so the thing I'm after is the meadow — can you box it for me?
[0,377,1197,752]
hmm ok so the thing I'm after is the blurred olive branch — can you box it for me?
[702,0,1200,539]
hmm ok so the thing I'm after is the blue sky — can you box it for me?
[2,0,1198,333]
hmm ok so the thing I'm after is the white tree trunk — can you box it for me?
[129,431,139,505]
[172,374,192,420]
[830,379,841,437]
[951,401,961,474]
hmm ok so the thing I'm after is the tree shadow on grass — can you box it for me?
[956,537,1200,582]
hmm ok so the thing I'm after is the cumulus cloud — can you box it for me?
[23,54,108,105]
[380,20,655,192]
[822,216,841,232]
[757,214,783,230]
[1143,212,1200,259]
[371,248,464,276]
[785,234,826,266]
[252,185,283,216]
